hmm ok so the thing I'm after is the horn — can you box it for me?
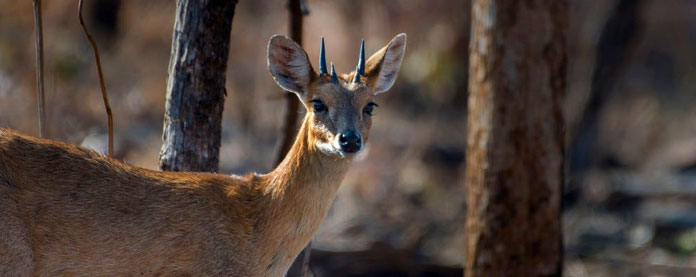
[331,62,339,84]
[352,39,365,83]
[319,37,328,76]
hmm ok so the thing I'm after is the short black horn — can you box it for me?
[352,39,365,83]
[319,37,328,76]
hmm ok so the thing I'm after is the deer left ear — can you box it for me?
[365,33,407,94]
[268,35,316,97]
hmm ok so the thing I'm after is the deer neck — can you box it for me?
[256,114,351,273]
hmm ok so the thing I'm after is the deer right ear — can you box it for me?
[268,35,315,97]
[364,33,407,94]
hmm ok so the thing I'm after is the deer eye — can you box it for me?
[311,99,327,113]
[363,102,378,116]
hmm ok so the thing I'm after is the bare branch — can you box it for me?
[33,0,46,138]
[78,0,114,157]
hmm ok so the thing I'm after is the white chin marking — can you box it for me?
[315,141,368,159]
[316,141,345,158]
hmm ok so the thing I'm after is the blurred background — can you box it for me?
[1,0,696,275]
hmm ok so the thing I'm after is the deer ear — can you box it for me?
[365,33,407,94]
[268,35,316,96]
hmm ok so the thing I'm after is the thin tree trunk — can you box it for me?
[283,1,310,275]
[464,0,567,276]
[32,0,46,138]
[568,0,643,173]
[159,0,238,172]
[274,0,305,166]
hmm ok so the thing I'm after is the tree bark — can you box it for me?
[464,1,567,276]
[159,0,238,172]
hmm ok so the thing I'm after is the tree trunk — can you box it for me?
[274,0,305,166]
[159,0,238,172]
[464,1,567,276]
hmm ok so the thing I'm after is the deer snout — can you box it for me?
[338,130,362,153]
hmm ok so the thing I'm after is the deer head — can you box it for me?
[268,34,407,158]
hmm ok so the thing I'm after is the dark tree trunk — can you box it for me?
[464,0,567,276]
[159,0,238,173]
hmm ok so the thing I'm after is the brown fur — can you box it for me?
[0,117,347,276]
[0,34,406,276]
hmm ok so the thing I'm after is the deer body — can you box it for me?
[0,118,346,276]
[0,34,406,276]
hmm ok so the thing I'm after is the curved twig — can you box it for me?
[78,0,114,157]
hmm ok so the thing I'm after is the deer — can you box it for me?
[0,33,406,276]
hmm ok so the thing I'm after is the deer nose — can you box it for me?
[339,130,362,153]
